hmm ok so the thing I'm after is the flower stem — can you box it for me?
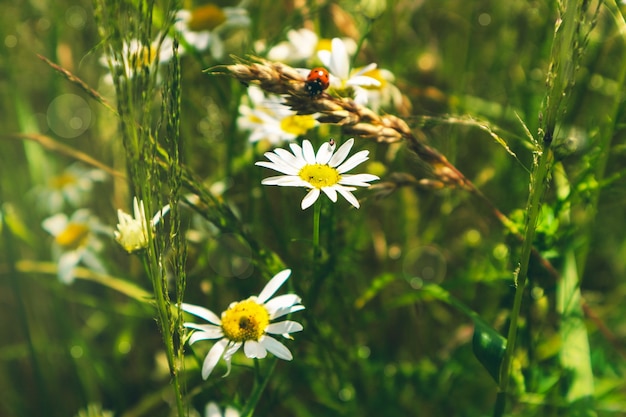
[494,143,553,416]
[312,200,321,262]
[241,357,278,417]
[142,254,186,417]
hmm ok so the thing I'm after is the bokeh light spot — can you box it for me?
[47,94,92,138]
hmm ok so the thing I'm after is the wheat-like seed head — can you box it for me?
[215,56,473,190]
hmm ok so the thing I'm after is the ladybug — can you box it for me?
[305,67,330,96]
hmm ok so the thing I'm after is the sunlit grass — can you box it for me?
[2,0,626,416]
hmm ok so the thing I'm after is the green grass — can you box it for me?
[2,0,626,416]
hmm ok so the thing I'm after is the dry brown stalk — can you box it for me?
[215,57,474,190]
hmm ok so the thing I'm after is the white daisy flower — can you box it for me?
[174,5,250,60]
[182,269,304,380]
[114,197,170,253]
[30,163,107,214]
[42,209,110,284]
[266,28,319,64]
[205,402,240,417]
[237,86,318,144]
[99,37,173,84]
[317,38,381,105]
[256,138,379,210]
[358,67,405,113]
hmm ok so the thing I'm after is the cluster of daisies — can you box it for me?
[76,11,394,414]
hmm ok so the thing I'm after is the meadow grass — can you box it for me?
[2,0,626,416]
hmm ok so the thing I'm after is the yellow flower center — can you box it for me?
[221,299,270,342]
[188,4,227,32]
[299,164,340,189]
[316,38,333,53]
[129,45,157,69]
[49,173,77,189]
[360,67,386,90]
[56,223,90,249]
[280,114,317,136]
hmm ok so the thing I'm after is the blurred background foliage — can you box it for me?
[2,0,626,416]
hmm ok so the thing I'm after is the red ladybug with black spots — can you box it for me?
[305,67,330,96]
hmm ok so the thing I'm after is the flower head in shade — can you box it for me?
[30,163,107,214]
[174,5,250,60]
[205,402,240,417]
[182,269,304,380]
[237,86,318,144]
[42,209,109,284]
[256,138,379,210]
[114,197,170,253]
[266,28,319,64]
[317,38,380,105]
[99,37,174,84]
[357,67,406,113]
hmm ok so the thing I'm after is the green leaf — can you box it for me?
[472,320,506,384]
[420,284,507,383]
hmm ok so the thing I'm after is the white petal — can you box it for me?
[201,338,228,380]
[257,269,291,303]
[289,142,304,160]
[346,75,381,88]
[274,148,306,169]
[301,188,320,210]
[266,320,303,335]
[209,35,224,60]
[221,342,242,377]
[58,250,82,284]
[329,38,349,79]
[321,187,338,202]
[256,159,297,175]
[337,188,360,208]
[260,335,293,360]
[336,150,369,173]
[260,175,296,185]
[224,407,240,417]
[183,322,222,334]
[262,175,310,188]
[81,250,107,274]
[181,303,222,325]
[265,294,302,314]
[339,173,379,187]
[42,213,68,236]
[270,304,306,320]
[317,49,332,68]
[190,330,224,344]
[328,138,355,167]
[263,149,297,168]
[151,204,170,226]
[353,87,370,106]
[244,340,267,359]
[353,62,378,76]
[205,402,220,417]
[315,141,335,164]
[302,140,316,164]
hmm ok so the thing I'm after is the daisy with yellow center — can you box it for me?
[359,67,405,113]
[238,86,318,144]
[99,37,174,84]
[266,28,319,64]
[113,197,170,253]
[30,163,107,214]
[317,38,381,105]
[182,269,304,380]
[174,4,250,60]
[256,138,379,210]
[42,209,109,284]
